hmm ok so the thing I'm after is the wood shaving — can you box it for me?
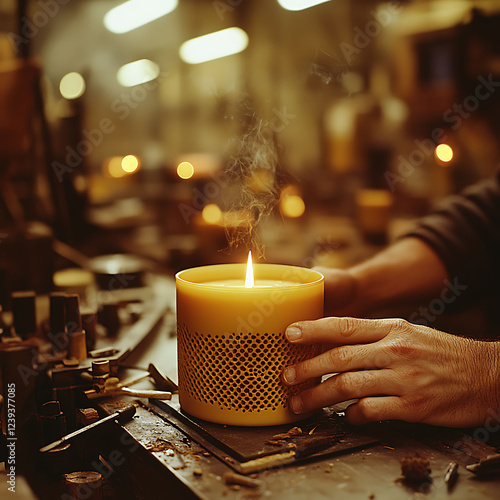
[224,472,263,489]
[265,439,286,447]
[272,426,303,440]
[308,425,319,435]
[400,453,431,483]
[271,433,290,440]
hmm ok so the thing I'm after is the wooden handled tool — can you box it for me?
[39,404,136,453]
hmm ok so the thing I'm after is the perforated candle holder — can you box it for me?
[176,263,324,426]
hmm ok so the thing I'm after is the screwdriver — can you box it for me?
[39,404,136,453]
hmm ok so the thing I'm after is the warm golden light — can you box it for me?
[179,27,248,64]
[278,0,331,11]
[107,157,126,178]
[281,194,306,218]
[121,155,139,173]
[201,204,222,224]
[435,144,454,163]
[59,72,86,100]
[117,59,160,87]
[245,251,254,288]
[177,161,194,180]
[104,0,178,34]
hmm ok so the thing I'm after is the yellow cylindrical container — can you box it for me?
[176,263,324,426]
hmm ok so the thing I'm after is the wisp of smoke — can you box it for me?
[224,104,292,258]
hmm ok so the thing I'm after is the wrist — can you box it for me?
[486,341,500,416]
[469,339,500,425]
[348,237,449,316]
[348,262,390,316]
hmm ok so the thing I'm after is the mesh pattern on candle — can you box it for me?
[178,324,320,413]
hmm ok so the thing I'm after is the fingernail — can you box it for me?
[283,367,296,385]
[289,396,303,414]
[286,325,302,342]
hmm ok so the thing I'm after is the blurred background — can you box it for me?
[1,0,500,320]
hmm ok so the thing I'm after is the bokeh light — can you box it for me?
[177,161,195,179]
[121,155,139,173]
[107,157,126,178]
[202,204,223,224]
[280,186,306,218]
[435,144,454,163]
[59,72,86,100]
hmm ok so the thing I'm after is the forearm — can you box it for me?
[349,237,449,315]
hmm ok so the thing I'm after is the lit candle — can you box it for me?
[176,252,324,426]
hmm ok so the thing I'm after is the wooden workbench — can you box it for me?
[100,317,500,500]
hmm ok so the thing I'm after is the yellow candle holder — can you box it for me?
[176,263,324,426]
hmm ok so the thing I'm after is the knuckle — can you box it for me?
[323,349,338,369]
[295,357,319,382]
[406,365,423,380]
[388,318,413,334]
[293,360,308,381]
[385,337,416,359]
[371,350,391,368]
[325,346,348,369]
[353,399,378,422]
[358,370,377,390]
[296,386,315,408]
[334,374,355,398]
[334,346,351,366]
[337,317,359,337]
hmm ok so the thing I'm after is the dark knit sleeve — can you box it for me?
[404,169,500,307]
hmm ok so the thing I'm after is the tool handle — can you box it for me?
[119,388,172,399]
[116,404,136,423]
[39,404,136,452]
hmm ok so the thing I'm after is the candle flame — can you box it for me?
[245,250,254,288]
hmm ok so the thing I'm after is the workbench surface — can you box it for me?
[106,315,500,500]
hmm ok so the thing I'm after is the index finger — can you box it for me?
[285,317,399,345]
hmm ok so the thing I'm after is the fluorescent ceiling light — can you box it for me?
[179,27,248,65]
[104,0,178,34]
[277,0,331,11]
[117,59,160,87]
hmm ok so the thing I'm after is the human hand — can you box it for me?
[282,317,500,428]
